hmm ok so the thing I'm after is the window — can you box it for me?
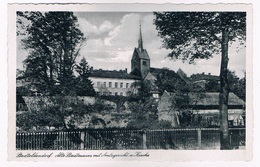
[103,92,107,96]
[115,92,118,96]
[97,82,101,87]
[120,82,123,88]
[143,61,147,66]
[109,82,112,88]
[152,93,159,99]
[96,92,100,96]
[120,92,123,96]
[109,92,112,96]
[126,83,129,88]
[103,82,106,87]
[115,82,118,88]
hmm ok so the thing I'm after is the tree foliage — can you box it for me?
[155,68,188,94]
[16,96,95,131]
[74,57,96,96]
[17,11,94,95]
[155,68,205,111]
[154,12,246,63]
[127,118,172,130]
[228,71,246,101]
[128,80,152,101]
[235,75,246,101]
[204,70,246,101]
[127,97,166,129]
[154,12,246,149]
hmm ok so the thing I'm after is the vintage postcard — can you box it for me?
[8,3,253,161]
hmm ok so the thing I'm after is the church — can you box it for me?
[88,24,163,98]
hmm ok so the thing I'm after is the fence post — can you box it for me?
[197,129,202,149]
[142,130,147,149]
[80,131,85,150]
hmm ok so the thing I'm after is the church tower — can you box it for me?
[131,22,150,79]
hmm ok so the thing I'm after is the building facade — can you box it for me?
[89,69,140,96]
[158,91,245,127]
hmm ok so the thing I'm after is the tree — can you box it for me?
[128,80,152,101]
[204,70,246,101]
[205,80,221,92]
[75,57,96,96]
[16,95,94,131]
[228,70,246,101]
[127,97,161,129]
[235,75,246,101]
[155,68,188,94]
[17,11,87,95]
[155,68,205,126]
[154,12,246,149]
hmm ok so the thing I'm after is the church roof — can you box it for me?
[129,68,142,79]
[144,72,157,81]
[150,67,165,75]
[89,69,141,80]
[133,48,150,60]
[132,22,150,60]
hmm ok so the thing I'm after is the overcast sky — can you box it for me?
[17,12,246,78]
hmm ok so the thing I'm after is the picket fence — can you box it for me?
[16,128,245,150]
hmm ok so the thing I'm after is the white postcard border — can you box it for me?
[7,3,253,161]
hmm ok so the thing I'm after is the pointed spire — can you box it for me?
[138,20,143,51]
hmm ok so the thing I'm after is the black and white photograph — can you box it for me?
[7,3,253,161]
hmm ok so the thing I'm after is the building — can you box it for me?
[131,24,151,79]
[158,91,245,127]
[89,69,140,96]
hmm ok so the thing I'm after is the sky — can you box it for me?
[17,12,246,78]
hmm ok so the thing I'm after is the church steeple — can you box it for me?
[138,21,143,51]
[131,20,150,79]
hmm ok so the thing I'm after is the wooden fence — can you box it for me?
[16,128,245,150]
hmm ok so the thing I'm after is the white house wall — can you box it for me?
[192,109,244,115]
[158,108,245,127]
[192,109,245,126]
[89,77,139,96]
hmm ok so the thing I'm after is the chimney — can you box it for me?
[90,66,93,72]
[125,68,128,73]
[208,73,211,75]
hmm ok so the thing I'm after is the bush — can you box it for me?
[127,117,173,130]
